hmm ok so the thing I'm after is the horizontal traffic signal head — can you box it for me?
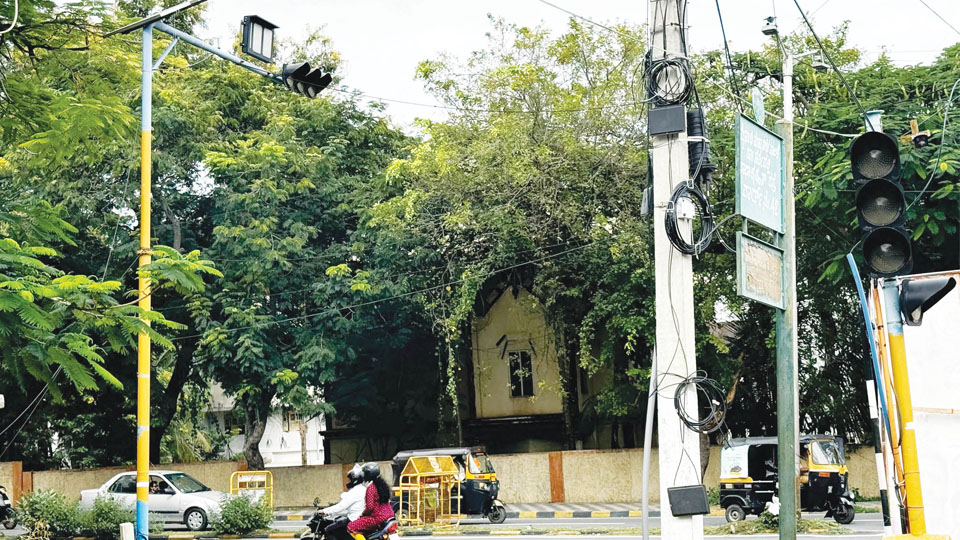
[281,62,333,98]
[899,276,957,326]
[862,226,912,277]
[851,131,901,181]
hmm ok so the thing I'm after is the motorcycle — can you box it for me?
[301,500,397,540]
[0,485,16,530]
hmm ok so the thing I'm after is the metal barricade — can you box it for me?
[229,470,274,510]
[397,455,461,526]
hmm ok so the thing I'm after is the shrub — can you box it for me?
[211,495,272,536]
[78,497,136,540]
[18,490,81,537]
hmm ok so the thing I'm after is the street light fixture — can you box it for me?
[241,15,278,64]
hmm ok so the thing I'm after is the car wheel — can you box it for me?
[834,504,855,525]
[725,504,745,523]
[487,504,506,524]
[184,508,208,531]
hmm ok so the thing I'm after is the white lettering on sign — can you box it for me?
[737,116,784,232]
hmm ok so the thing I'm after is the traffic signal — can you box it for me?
[899,276,956,326]
[851,131,913,276]
[281,62,332,98]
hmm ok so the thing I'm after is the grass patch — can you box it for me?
[854,505,879,514]
[704,518,850,535]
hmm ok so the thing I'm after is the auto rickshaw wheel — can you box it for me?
[724,504,746,523]
[833,504,855,525]
[488,505,507,524]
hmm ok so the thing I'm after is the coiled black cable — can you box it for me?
[673,373,727,434]
[644,53,693,106]
[664,182,714,256]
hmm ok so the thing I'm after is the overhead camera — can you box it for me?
[761,16,778,36]
[900,119,932,149]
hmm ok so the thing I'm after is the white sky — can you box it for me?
[199,0,960,130]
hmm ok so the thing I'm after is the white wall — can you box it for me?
[897,270,960,539]
[207,383,326,467]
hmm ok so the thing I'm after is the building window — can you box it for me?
[225,409,245,435]
[509,350,534,397]
[283,410,303,432]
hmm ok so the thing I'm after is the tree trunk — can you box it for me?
[243,396,271,470]
[299,420,308,466]
[150,338,198,463]
[157,190,182,251]
[555,326,580,450]
[700,432,711,479]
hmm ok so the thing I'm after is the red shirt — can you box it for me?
[347,483,395,533]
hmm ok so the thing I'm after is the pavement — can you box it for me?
[0,501,886,539]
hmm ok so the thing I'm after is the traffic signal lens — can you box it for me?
[851,132,899,179]
[863,227,912,276]
[856,179,904,227]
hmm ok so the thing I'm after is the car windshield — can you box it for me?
[467,453,494,475]
[811,440,844,465]
[164,473,210,494]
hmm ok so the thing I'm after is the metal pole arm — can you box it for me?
[152,22,282,85]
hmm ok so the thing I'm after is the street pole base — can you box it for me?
[883,535,951,540]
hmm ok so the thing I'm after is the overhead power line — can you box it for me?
[916,0,960,37]
[172,240,600,340]
[0,0,19,35]
[791,0,875,131]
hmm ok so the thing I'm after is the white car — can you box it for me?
[79,470,224,531]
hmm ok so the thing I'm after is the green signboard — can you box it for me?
[737,232,784,310]
[735,115,784,233]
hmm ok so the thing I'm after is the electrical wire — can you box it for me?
[791,0,875,131]
[0,0,18,35]
[674,372,728,434]
[665,182,714,256]
[172,240,599,341]
[645,55,693,106]
[0,368,62,460]
[713,0,743,112]
[906,77,960,212]
[916,0,960,38]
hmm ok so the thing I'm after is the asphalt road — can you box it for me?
[0,512,885,538]
[268,511,885,536]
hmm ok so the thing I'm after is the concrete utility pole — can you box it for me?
[650,1,702,539]
[774,51,804,540]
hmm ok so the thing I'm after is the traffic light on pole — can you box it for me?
[851,131,913,277]
[281,62,332,98]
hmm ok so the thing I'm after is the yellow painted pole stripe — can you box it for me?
[136,129,152,511]
[887,332,925,534]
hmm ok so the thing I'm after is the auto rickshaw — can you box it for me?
[719,435,855,524]
[391,447,506,523]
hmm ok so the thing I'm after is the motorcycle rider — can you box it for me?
[346,463,395,537]
[310,464,367,540]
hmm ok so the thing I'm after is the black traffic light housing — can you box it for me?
[851,131,913,277]
[281,62,333,98]
[899,276,957,326]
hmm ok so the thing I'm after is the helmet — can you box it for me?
[346,464,363,486]
[361,462,381,481]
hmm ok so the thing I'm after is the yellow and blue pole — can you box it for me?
[136,23,153,540]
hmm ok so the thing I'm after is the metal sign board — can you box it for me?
[736,115,785,233]
[737,232,784,309]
